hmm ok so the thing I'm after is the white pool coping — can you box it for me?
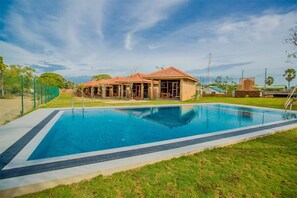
[0,103,296,197]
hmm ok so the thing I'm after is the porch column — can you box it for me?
[127,85,131,99]
[118,85,121,98]
[120,85,124,98]
[110,86,113,97]
[141,83,144,99]
[180,79,183,101]
[91,87,94,98]
[150,79,154,99]
[102,85,106,98]
[158,80,161,99]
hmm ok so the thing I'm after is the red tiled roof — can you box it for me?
[144,66,198,82]
[81,67,198,87]
[98,77,121,85]
[82,80,100,87]
[115,73,151,83]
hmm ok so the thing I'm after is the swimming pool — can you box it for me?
[29,104,296,160]
[1,103,297,195]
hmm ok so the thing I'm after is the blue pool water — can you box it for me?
[28,104,296,160]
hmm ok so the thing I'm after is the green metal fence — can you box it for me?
[0,75,59,125]
[19,76,59,114]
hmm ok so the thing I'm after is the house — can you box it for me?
[144,67,199,101]
[203,86,226,95]
[115,73,156,99]
[80,67,199,102]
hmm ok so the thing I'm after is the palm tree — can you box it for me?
[265,76,274,86]
[283,68,296,89]
[0,56,7,96]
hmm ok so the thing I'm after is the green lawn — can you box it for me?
[43,92,289,109]
[21,93,297,197]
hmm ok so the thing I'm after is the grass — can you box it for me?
[21,129,297,198]
[42,92,181,108]
[43,92,289,109]
[20,93,297,197]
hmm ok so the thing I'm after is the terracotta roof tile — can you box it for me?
[82,77,119,87]
[82,80,100,87]
[81,67,198,87]
[116,73,151,83]
[144,66,198,81]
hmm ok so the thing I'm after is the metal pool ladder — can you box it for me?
[72,88,86,115]
[284,85,297,113]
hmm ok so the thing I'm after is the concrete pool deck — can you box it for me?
[1,104,297,197]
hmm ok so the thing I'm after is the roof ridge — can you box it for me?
[170,67,190,77]
[145,66,198,81]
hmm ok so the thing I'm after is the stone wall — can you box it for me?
[234,90,262,97]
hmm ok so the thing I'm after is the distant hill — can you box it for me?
[66,75,92,84]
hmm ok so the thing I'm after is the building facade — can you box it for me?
[80,67,199,102]
[202,86,226,95]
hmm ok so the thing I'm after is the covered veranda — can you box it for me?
[144,67,199,101]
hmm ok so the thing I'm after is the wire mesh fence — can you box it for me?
[0,75,59,125]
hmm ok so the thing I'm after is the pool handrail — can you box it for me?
[284,85,297,112]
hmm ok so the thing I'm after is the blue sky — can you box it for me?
[0,0,296,84]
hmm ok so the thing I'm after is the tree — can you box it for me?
[283,68,296,89]
[265,76,274,86]
[214,76,222,85]
[65,80,74,89]
[8,65,36,90]
[91,74,112,81]
[0,56,7,96]
[39,72,67,88]
[285,23,297,60]
[223,76,232,93]
[0,64,37,94]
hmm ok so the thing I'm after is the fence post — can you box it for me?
[50,87,52,101]
[40,83,42,104]
[37,81,40,106]
[21,75,24,115]
[51,86,53,101]
[33,78,36,108]
[44,86,47,103]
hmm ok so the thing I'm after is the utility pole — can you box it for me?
[207,53,212,84]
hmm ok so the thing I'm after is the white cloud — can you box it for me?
[148,43,163,50]
[1,0,296,85]
[3,0,107,60]
[124,31,134,50]
[148,12,296,59]
[123,0,186,50]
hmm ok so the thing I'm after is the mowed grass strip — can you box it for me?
[42,92,181,108]
[21,129,297,197]
[43,92,289,109]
